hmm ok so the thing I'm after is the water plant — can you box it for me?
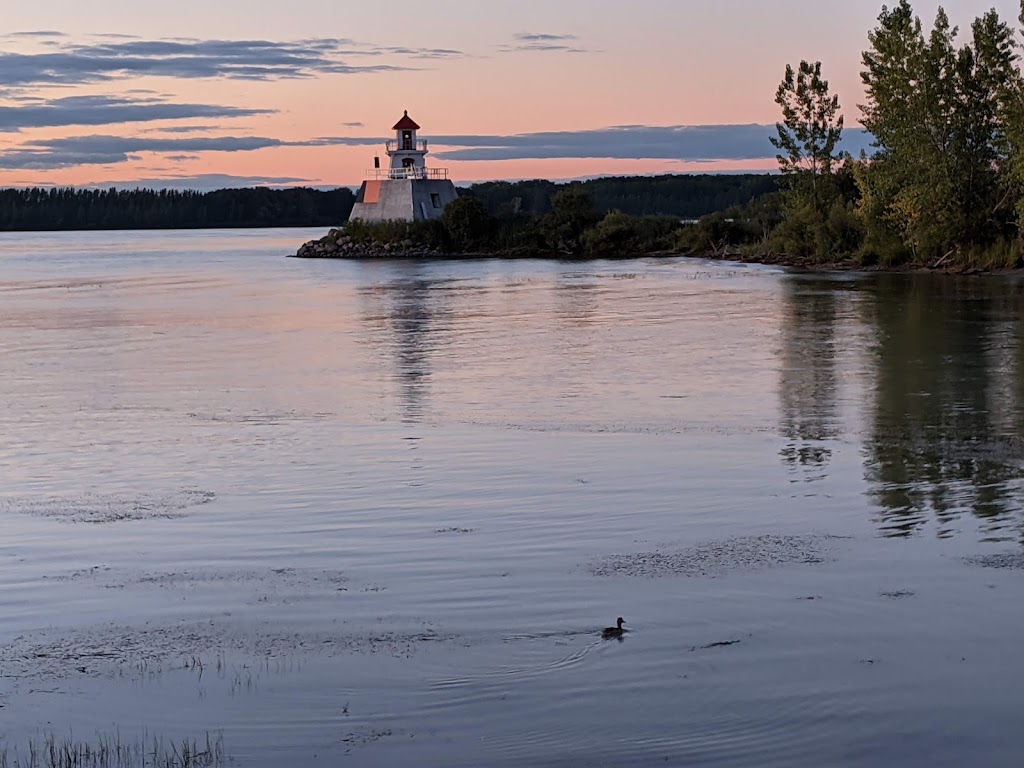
[0,731,225,768]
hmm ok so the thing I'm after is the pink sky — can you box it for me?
[0,0,1017,189]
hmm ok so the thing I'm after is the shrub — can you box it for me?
[441,196,495,251]
[583,212,680,256]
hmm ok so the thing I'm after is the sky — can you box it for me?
[0,0,1020,190]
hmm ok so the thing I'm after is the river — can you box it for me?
[1,228,1022,767]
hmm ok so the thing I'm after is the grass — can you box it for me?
[0,732,225,768]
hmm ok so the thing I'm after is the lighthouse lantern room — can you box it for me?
[348,111,459,223]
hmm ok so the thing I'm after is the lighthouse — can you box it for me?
[348,111,459,223]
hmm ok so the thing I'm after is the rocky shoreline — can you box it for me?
[291,230,1024,276]
[292,229,446,259]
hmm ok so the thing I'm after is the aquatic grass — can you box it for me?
[0,731,224,768]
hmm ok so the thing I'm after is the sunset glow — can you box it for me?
[1,0,1018,189]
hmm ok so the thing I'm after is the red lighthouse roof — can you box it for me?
[392,110,420,131]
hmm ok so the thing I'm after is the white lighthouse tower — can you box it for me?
[348,111,459,222]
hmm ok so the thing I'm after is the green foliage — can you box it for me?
[709,1,1024,269]
[538,187,602,253]
[342,217,445,248]
[767,59,849,259]
[466,175,780,219]
[441,196,495,251]
[492,212,546,251]
[582,212,681,256]
[676,209,763,255]
[771,60,845,212]
[859,1,1018,260]
[0,186,354,231]
[768,198,864,261]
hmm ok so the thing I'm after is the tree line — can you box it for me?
[737,0,1024,267]
[467,175,779,219]
[0,187,356,231]
[0,175,779,233]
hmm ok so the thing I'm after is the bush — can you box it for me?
[441,196,495,251]
[767,198,864,262]
[583,212,680,256]
[343,218,445,248]
[538,188,602,253]
[676,209,761,255]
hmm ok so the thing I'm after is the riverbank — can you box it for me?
[701,249,1024,276]
[292,230,1024,276]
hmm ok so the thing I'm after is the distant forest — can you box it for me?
[466,175,779,219]
[0,187,356,231]
[0,175,778,232]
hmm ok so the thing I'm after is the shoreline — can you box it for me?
[697,249,1024,277]
[291,234,1024,277]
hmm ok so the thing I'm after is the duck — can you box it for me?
[602,617,626,639]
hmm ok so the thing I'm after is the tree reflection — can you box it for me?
[777,277,840,481]
[863,276,1024,540]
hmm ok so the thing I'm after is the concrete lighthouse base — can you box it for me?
[348,178,459,223]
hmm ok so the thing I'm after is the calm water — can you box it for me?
[1,229,1023,767]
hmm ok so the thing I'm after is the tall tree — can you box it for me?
[977,4,1024,240]
[770,60,845,212]
[860,2,1018,259]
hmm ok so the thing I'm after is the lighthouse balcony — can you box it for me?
[386,139,429,152]
[366,167,450,180]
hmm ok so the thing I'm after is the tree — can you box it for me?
[538,187,601,253]
[441,195,494,251]
[976,5,1024,243]
[859,2,1018,259]
[770,60,845,212]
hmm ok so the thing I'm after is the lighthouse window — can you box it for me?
[402,131,413,150]
[431,193,441,208]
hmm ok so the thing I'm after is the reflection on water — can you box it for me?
[860,277,1024,540]
[357,264,455,424]
[4,231,1024,767]
[775,274,1024,540]
[777,279,841,480]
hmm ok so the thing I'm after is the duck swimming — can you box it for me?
[602,617,626,639]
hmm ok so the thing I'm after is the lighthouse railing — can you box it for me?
[365,168,449,180]
[386,139,429,152]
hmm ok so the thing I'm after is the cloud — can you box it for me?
[299,136,381,146]
[142,124,225,134]
[0,134,289,169]
[0,131,377,169]
[0,94,270,131]
[0,36,464,87]
[317,125,875,162]
[6,31,68,38]
[383,47,462,60]
[514,33,578,42]
[501,32,589,54]
[405,125,876,162]
[342,121,365,128]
